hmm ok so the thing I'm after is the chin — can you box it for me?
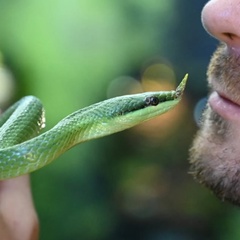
[189,106,240,206]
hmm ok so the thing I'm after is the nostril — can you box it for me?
[220,32,240,49]
[223,32,238,41]
[201,1,240,49]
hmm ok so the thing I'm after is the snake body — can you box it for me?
[0,74,188,179]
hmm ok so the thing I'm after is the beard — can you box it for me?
[190,44,240,206]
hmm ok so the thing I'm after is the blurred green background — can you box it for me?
[1,0,240,239]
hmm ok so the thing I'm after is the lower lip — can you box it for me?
[208,92,240,122]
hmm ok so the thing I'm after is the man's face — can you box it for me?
[190,0,240,205]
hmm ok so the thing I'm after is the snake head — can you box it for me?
[100,74,188,129]
[175,73,188,99]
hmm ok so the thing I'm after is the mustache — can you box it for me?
[207,43,240,104]
[208,43,240,80]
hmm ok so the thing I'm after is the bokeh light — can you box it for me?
[0,58,15,108]
[193,97,208,127]
[141,60,176,92]
[107,76,142,98]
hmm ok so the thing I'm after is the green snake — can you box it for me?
[0,74,188,179]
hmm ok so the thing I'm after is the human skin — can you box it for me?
[190,0,240,205]
[0,175,39,240]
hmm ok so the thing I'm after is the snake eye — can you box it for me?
[145,96,160,106]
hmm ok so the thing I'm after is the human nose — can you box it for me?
[201,0,240,48]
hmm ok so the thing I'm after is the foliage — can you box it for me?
[0,0,237,240]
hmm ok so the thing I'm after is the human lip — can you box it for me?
[208,91,240,122]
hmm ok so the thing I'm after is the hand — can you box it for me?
[0,175,39,240]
